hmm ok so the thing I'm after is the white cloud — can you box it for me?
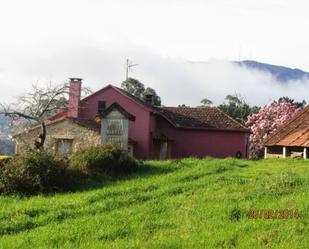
[1,0,309,106]
[1,41,309,107]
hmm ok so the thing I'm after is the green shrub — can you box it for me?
[0,151,71,195]
[229,207,242,221]
[0,156,12,169]
[70,144,139,176]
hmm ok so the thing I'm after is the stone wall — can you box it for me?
[14,119,101,155]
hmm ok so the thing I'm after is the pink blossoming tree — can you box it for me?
[246,100,301,158]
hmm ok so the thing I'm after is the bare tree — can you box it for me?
[0,81,91,150]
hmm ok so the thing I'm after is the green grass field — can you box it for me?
[1,157,309,249]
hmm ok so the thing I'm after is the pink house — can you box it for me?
[50,78,250,159]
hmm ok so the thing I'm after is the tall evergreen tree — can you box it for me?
[121,78,162,106]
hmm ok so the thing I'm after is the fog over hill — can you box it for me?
[1,43,309,107]
[235,60,309,82]
[185,59,309,106]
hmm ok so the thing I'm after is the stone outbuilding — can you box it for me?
[13,118,101,156]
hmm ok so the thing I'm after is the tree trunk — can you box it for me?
[34,121,46,150]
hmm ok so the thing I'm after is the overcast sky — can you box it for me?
[1,0,309,106]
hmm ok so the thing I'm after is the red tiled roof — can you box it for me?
[70,118,101,132]
[47,84,249,133]
[156,107,250,132]
[13,117,100,137]
[264,106,309,147]
[48,108,69,121]
[106,86,248,132]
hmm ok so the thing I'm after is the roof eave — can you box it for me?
[81,84,153,112]
[156,110,250,133]
[175,126,251,133]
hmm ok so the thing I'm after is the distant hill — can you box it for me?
[235,60,309,82]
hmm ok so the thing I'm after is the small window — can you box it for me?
[55,139,73,156]
[106,119,123,135]
[98,101,106,115]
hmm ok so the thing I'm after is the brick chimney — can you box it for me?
[68,78,82,118]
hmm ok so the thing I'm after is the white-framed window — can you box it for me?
[106,119,124,135]
[101,108,129,149]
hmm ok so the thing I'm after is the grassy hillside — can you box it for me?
[1,158,309,249]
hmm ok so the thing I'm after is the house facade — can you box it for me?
[14,78,250,159]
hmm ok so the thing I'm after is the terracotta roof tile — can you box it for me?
[70,118,101,132]
[115,87,249,132]
[48,108,69,121]
[13,117,101,138]
[264,106,309,147]
[47,85,250,133]
[156,107,249,132]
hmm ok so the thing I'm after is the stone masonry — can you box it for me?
[14,118,101,155]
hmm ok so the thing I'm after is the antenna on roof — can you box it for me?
[125,58,139,80]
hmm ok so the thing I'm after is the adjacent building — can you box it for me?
[264,106,309,159]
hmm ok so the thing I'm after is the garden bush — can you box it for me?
[0,156,12,169]
[0,151,72,195]
[70,144,140,176]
